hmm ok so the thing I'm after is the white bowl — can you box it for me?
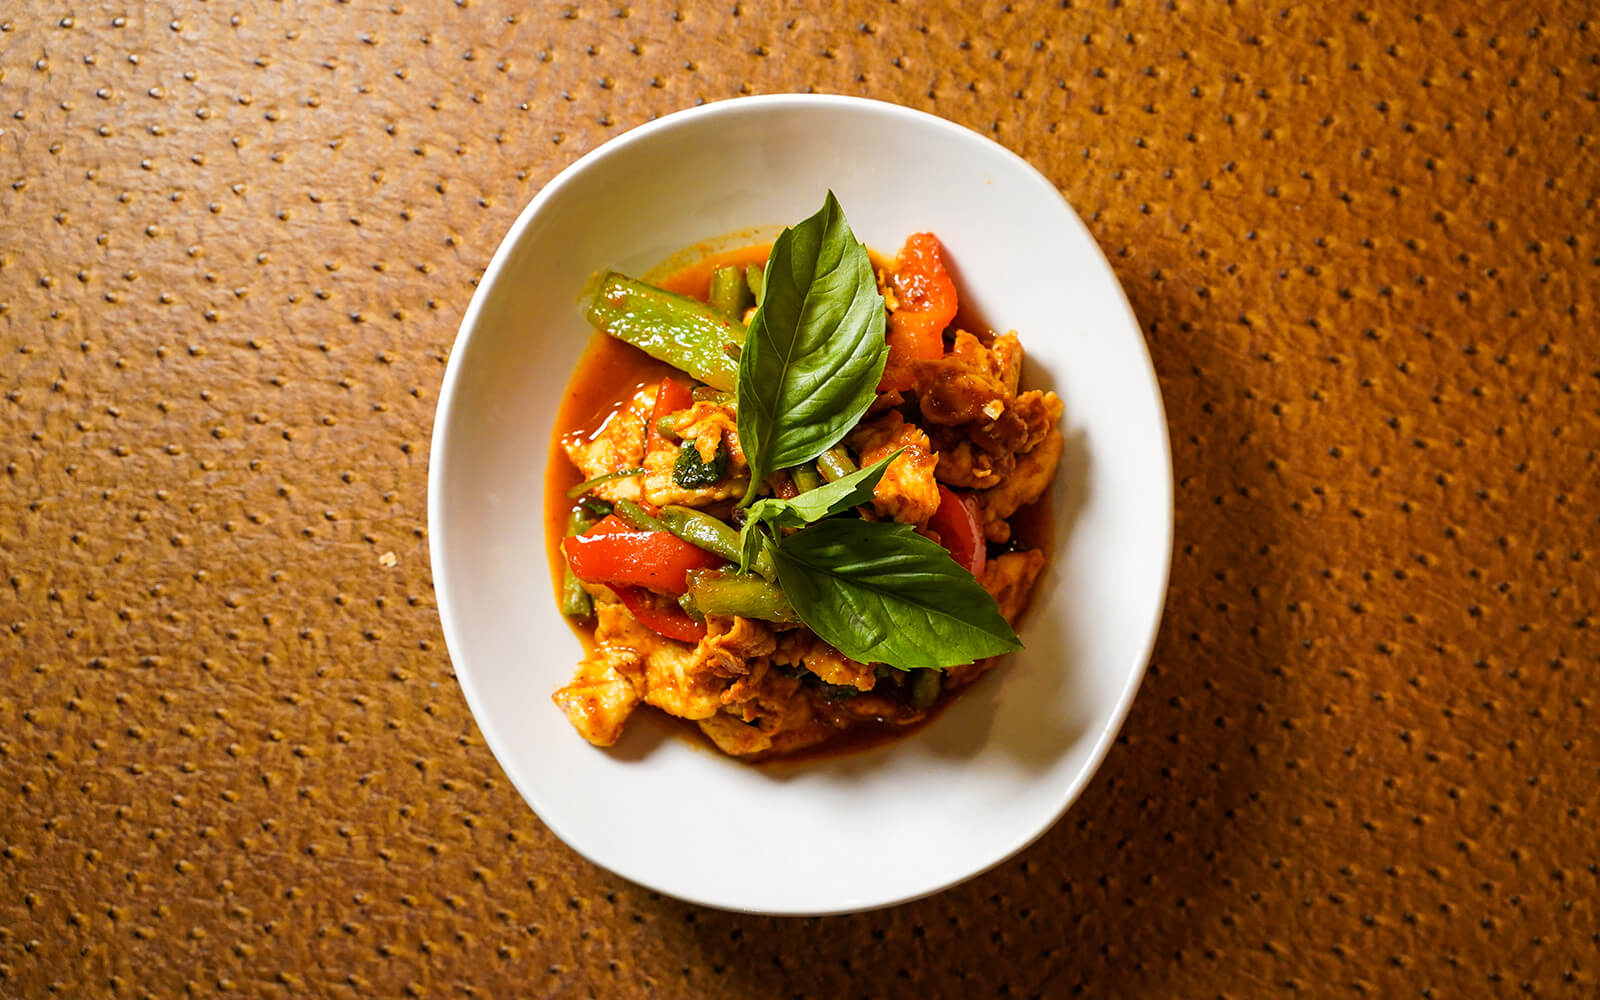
[428,95,1171,915]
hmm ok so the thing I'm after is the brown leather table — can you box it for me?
[3,2,1596,996]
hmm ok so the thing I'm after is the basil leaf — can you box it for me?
[735,192,887,505]
[738,517,772,577]
[749,451,899,531]
[773,519,1022,670]
[672,441,729,489]
[734,451,900,572]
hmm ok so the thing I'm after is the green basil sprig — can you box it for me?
[735,191,887,506]
[735,451,900,573]
[722,193,1023,671]
[772,519,1022,670]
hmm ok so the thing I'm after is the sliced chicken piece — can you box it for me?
[908,331,1012,427]
[773,628,879,692]
[592,599,725,720]
[981,549,1047,626]
[703,661,829,757]
[551,649,641,747]
[697,712,775,756]
[561,386,653,502]
[802,642,878,692]
[848,410,941,527]
[991,332,1023,396]
[929,432,1015,490]
[689,615,776,679]
[975,427,1063,542]
[1009,389,1063,455]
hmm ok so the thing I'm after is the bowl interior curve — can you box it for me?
[429,95,1171,914]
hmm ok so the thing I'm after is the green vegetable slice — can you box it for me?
[684,568,798,623]
[772,519,1021,670]
[708,265,752,318]
[734,192,887,505]
[585,272,744,391]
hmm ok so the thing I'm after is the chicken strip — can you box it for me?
[848,411,941,527]
[551,650,641,747]
[702,661,829,757]
[592,599,725,720]
[774,629,879,692]
[975,427,1063,543]
[689,615,776,679]
[981,549,1047,626]
[908,331,1012,427]
[928,431,1015,490]
[561,386,654,502]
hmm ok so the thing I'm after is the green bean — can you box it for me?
[910,669,942,708]
[660,505,776,580]
[816,446,857,483]
[789,462,823,494]
[690,386,734,404]
[560,510,596,618]
[745,263,764,305]
[612,498,670,534]
[708,266,751,318]
[685,569,798,623]
[655,414,681,439]
[585,271,744,391]
[565,467,643,499]
[576,496,613,518]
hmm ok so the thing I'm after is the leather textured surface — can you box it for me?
[2,2,1596,996]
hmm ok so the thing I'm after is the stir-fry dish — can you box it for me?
[550,194,1063,759]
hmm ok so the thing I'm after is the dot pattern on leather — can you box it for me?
[2,2,1596,997]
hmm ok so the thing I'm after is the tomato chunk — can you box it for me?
[561,522,724,595]
[927,484,986,578]
[880,232,959,392]
[611,585,707,643]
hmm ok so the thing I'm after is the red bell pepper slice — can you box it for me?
[927,483,986,578]
[611,585,707,643]
[880,233,959,392]
[585,515,632,536]
[646,375,694,453]
[561,520,724,595]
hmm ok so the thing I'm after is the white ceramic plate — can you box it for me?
[428,95,1171,915]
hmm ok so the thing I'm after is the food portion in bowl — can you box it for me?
[548,194,1064,760]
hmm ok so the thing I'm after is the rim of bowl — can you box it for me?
[427,93,1174,915]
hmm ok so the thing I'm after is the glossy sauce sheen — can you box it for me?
[547,247,1052,761]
